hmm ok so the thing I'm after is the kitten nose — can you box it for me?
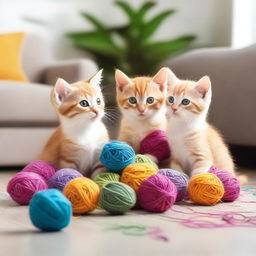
[171,105,178,112]
[91,108,99,116]
[138,105,146,113]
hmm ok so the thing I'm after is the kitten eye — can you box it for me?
[96,98,101,105]
[181,98,190,105]
[80,100,89,107]
[168,96,174,103]
[128,97,137,104]
[146,97,154,104]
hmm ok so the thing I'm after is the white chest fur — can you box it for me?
[167,113,207,171]
[60,115,107,173]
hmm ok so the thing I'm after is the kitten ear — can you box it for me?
[54,78,73,104]
[115,69,132,91]
[195,76,211,97]
[89,69,103,87]
[152,67,177,91]
[166,68,178,87]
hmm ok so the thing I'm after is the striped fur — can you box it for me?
[166,70,234,176]
[38,70,109,177]
[115,68,168,155]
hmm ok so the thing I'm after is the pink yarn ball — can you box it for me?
[140,130,171,162]
[209,167,240,202]
[22,160,56,182]
[7,172,48,205]
[138,174,177,212]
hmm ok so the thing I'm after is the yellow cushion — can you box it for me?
[0,32,28,82]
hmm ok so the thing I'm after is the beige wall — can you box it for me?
[0,0,233,59]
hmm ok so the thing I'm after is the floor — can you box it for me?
[1,170,256,256]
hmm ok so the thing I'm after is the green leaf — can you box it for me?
[68,31,122,57]
[80,12,106,31]
[115,1,135,20]
[141,9,176,41]
[144,35,196,61]
[135,1,156,26]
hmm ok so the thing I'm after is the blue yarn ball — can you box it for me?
[100,141,135,173]
[29,189,72,231]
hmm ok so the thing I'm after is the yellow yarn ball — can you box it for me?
[63,177,100,214]
[188,173,224,206]
[120,163,157,192]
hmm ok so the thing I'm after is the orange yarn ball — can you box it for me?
[63,177,100,214]
[188,173,224,205]
[120,163,157,192]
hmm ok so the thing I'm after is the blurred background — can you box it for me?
[0,0,255,169]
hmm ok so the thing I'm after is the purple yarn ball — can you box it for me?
[138,174,177,213]
[22,160,56,182]
[7,172,48,205]
[158,169,188,202]
[48,168,83,191]
[140,130,171,162]
[209,167,240,202]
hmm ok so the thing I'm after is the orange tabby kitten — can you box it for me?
[165,69,234,176]
[115,68,169,155]
[38,70,109,177]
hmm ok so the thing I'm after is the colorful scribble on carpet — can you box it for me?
[106,224,169,242]
[160,186,256,228]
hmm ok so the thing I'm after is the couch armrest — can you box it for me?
[42,59,98,85]
[166,45,256,146]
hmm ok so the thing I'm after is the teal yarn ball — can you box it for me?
[134,154,158,170]
[100,182,136,214]
[100,141,135,173]
[29,189,72,231]
[93,173,120,189]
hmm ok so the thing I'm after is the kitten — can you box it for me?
[165,69,234,176]
[38,70,109,177]
[115,68,169,157]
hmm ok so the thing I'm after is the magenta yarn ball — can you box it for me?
[48,168,83,191]
[138,174,177,212]
[140,130,171,162]
[209,167,240,202]
[22,160,56,182]
[158,169,188,202]
[7,172,48,205]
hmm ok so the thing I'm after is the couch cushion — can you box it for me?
[0,127,56,165]
[0,81,58,124]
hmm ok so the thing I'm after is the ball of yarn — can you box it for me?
[209,168,240,202]
[7,172,48,205]
[158,169,188,202]
[134,154,158,170]
[188,173,224,205]
[93,173,120,189]
[29,189,71,231]
[99,182,136,214]
[63,177,100,214]
[22,160,56,182]
[100,141,135,173]
[138,174,177,212]
[48,168,83,191]
[120,163,157,192]
[140,130,171,162]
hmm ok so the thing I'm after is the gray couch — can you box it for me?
[167,45,256,147]
[1,35,255,166]
[0,34,98,166]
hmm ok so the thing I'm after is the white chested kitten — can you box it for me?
[165,69,234,177]
[38,69,109,177]
[115,68,168,154]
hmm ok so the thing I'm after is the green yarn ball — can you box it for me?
[100,182,136,214]
[93,173,120,189]
[134,154,158,170]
